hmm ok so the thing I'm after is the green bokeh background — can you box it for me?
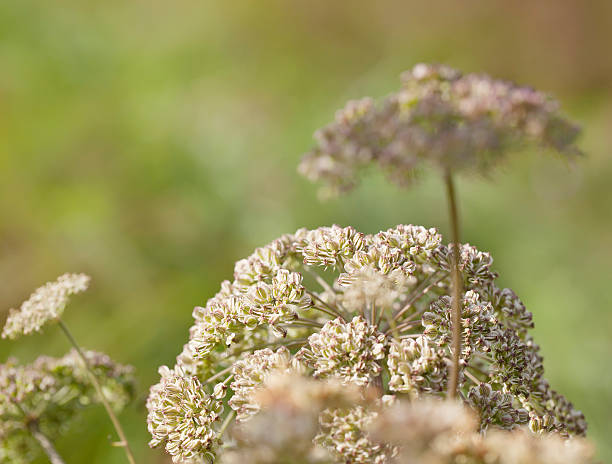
[1,1,611,462]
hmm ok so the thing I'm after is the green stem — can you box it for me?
[312,305,343,320]
[28,422,66,464]
[385,319,420,336]
[286,319,323,328]
[392,273,446,322]
[444,170,463,400]
[204,365,234,385]
[218,410,236,438]
[464,369,481,386]
[230,338,308,358]
[302,265,334,294]
[58,320,136,464]
[308,291,345,320]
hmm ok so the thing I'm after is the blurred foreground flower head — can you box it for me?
[146,224,586,463]
[369,397,594,464]
[222,371,363,464]
[2,273,90,339]
[196,371,596,464]
[299,64,581,196]
[0,350,135,464]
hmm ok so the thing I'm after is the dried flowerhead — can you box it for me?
[370,398,594,464]
[299,64,581,196]
[296,316,386,386]
[147,223,586,463]
[146,366,224,463]
[2,273,90,339]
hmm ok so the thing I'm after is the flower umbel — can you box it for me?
[2,273,90,339]
[297,316,386,386]
[0,351,134,464]
[147,366,224,463]
[146,224,587,463]
[299,64,581,196]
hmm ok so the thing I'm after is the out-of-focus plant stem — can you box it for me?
[58,320,136,464]
[444,170,463,399]
[28,422,66,464]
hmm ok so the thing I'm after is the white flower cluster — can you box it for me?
[146,224,587,463]
[299,63,581,196]
[2,273,90,339]
[147,366,224,463]
[316,405,394,464]
[297,316,386,386]
[229,347,294,421]
[387,335,448,396]
[0,351,134,464]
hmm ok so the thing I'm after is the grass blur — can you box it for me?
[1,1,611,462]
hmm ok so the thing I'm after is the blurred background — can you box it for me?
[1,0,611,462]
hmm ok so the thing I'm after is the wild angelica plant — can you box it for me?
[146,224,586,463]
[143,64,590,463]
[0,351,134,464]
[2,274,137,464]
[299,63,581,398]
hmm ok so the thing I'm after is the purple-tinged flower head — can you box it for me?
[300,64,581,196]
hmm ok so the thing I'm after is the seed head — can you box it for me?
[147,366,223,463]
[300,64,581,196]
[297,316,386,386]
[0,351,134,464]
[2,273,90,339]
[147,224,587,463]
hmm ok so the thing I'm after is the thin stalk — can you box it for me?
[307,291,344,319]
[311,305,343,320]
[385,319,420,336]
[473,352,494,364]
[464,369,481,385]
[302,267,348,317]
[372,373,384,396]
[218,411,236,438]
[58,320,136,464]
[392,273,446,322]
[302,266,334,294]
[383,313,399,337]
[374,302,386,327]
[444,170,463,400]
[444,356,480,386]
[204,365,235,385]
[230,338,308,358]
[468,363,490,377]
[28,422,66,464]
[336,256,346,273]
[398,307,426,325]
[285,320,323,329]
